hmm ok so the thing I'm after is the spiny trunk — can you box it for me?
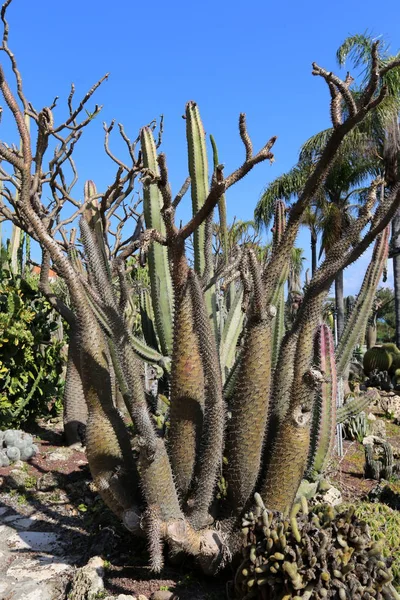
[311,230,317,275]
[392,209,400,348]
[63,325,88,446]
[335,270,344,341]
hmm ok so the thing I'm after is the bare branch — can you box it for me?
[0,0,29,113]
[312,63,357,117]
[172,176,191,209]
[53,73,109,133]
[239,113,253,160]
[103,121,129,171]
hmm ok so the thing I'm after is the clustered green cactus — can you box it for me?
[0,429,38,466]
[363,342,400,391]
[234,494,399,600]
[364,439,397,481]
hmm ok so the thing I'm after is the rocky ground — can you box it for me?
[1,392,400,600]
[0,419,228,600]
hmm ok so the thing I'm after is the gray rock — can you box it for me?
[370,418,386,439]
[151,592,177,600]
[7,468,31,489]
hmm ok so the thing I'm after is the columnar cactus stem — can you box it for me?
[336,226,390,378]
[140,127,174,356]
[307,324,337,476]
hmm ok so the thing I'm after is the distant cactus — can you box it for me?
[363,346,393,375]
[364,440,396,481]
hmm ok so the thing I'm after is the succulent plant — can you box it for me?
[233,493,399,599]
[363,347,393,376]
[364,440,396,481]
[343,412,370,443]
[0,429,39,464]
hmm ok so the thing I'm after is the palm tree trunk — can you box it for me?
[392,209,400,348]
[311,230,317,275]
[335,270,345,341]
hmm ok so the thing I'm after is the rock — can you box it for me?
[367,412,376,421]
[151,592,177,600]
[6,468,32,489]
[363,435,385,446]
[118,595,138,600]
[7,531,63,553]
[138,596,149,600]
[68,556,104,600]
[321,485,342,507]
[370,419,386,439]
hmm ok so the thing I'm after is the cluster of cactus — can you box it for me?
[233,493,399,600]
[364,439,399,481]
[0,429,38,466]
[343,412,370,443]
[2,27,400,578]
[363,343,400,391]
[354,502,400,590]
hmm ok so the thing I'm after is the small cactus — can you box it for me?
[233,494,398,599]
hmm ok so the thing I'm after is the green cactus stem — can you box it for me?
[336,391,374,424]
[336,227,390,378]
[307,323,337,477]
[140,127,174,356]
[168,279,205,498]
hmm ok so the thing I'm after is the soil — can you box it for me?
[1,400,400,599]
[0,417,230,599]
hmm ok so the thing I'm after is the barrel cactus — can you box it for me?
[363,347,393,376]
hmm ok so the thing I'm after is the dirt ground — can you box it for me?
[1,401,400,599]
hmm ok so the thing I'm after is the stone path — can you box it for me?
[0,504,74,600]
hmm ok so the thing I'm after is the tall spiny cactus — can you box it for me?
[141,127,174,356]
[4,26,400,580]
[336,226,390,378]
[186,102,219,343]
[270,199,288,370]
[306,324,337,477]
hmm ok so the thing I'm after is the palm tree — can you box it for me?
[256,34,400,340]
[255,151,378,338]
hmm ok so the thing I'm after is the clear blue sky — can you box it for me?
[1,0,400,294]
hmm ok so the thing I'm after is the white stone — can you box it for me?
[7,531,61,553]
[2,515,36,529]
[7,556,72,582]
[323,486,342,506]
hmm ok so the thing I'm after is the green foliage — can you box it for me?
[375,287,396,342]
[0,268,66,427]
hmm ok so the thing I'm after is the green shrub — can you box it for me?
[0,268,66,427]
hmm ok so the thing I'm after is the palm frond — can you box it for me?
[255,163,312,229]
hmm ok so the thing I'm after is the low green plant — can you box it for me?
[354,502,400,590]
[0,267,66,427]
